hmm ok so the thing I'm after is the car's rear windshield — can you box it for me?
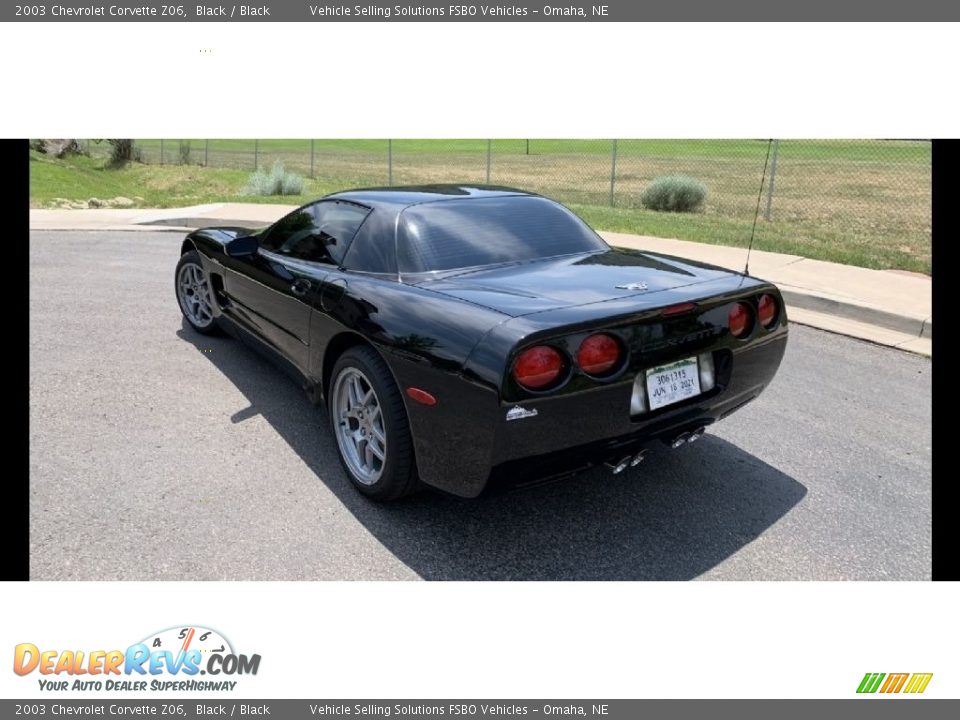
[397,196,608,273]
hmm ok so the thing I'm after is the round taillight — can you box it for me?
[728,302,753,338]
[577,333,622,376]
[758,293,778,328]
[513,346,565,390]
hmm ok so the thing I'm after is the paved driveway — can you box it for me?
[29,230,932,580]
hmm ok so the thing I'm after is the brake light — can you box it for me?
[513,346,565,390]
[661,302,696,316]
[728,302,753,338]
[758,293,778,328]
[577,333,622,376]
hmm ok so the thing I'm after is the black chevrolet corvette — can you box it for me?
[175,186,788,500]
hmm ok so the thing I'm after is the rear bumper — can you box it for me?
[405,330,787,498]
[487,380,766,490]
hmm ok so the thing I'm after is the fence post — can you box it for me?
[525,139,530,155]
[204,139,209,167]
[160,139,164,165]
[254,139,259,171]
[486,140,492,184]
[387,140,393,186]
[609,139,618,206]
[309,139,315,178]
[764,139,780,221]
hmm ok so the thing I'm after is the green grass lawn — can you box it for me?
[30,152,345,208]
[571,204,924,273]
[31,142,931,274]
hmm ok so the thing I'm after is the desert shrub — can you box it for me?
[244,161,305,196]
[178,140,192,165]
[244,168,273,196]
[280,170,304,195]
[640,175,707,212]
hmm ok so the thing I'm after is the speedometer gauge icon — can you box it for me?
[139,626,234,658]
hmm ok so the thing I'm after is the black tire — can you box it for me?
[328,346,420,501]
[175,250,221,335]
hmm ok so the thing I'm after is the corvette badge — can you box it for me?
[506,405,538,421]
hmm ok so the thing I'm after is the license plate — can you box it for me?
[645,357,701,411]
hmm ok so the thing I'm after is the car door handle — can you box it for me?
[290,279,311,296]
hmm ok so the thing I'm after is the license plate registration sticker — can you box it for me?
[645,357,701,411]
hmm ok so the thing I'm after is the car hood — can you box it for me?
[413,248,738,317]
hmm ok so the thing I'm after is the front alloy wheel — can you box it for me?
[175,251,219,335]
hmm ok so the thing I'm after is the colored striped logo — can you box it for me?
[857,673,933,694]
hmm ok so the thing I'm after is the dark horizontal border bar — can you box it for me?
[5,1,960,21]
[2,700,957,719]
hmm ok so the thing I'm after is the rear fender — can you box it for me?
[309,280,510,496]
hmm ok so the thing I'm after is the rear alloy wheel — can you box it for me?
[329,346,419,501]
[175,251,219,335]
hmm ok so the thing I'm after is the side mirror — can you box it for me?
[225,235,259,258]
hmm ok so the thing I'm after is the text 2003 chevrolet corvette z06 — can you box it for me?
[175,186,787,500]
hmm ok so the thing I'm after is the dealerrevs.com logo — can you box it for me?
[13,626,261,692]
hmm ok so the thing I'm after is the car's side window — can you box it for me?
[275,205,334,264]
[259,201,371,266]
[303,201,370,266]
[258,206,317,254]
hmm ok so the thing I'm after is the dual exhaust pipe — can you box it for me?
[605,449,649,475]
[668,425,707,449]
[604,426,707,475]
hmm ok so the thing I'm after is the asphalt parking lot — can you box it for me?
[29,230,932,580]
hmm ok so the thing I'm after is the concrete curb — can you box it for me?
[787,308,931,357]
[778,288,931,340]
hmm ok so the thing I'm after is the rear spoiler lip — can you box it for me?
[506,275,777,338]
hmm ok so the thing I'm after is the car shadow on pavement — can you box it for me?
[179,326,807,581]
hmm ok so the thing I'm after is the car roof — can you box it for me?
[324,184,539,211]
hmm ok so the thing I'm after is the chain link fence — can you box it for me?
[85,138,932,270]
